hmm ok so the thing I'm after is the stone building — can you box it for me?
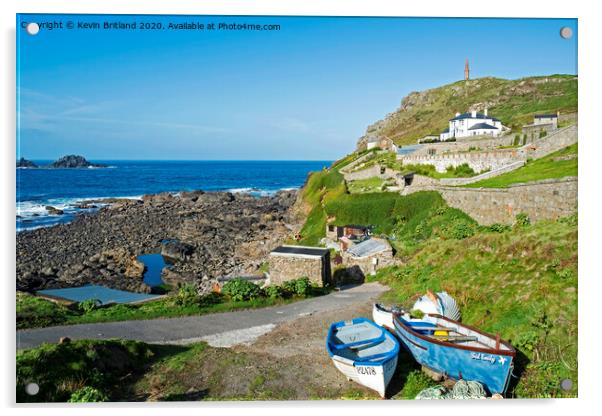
[268,245,331,287]
[341,238,395,276]
[366,136,398,152]
[522,112,559,142]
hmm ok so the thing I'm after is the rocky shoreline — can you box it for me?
[16,190,300,294]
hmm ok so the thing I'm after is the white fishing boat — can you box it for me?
[326,317,400,398]
[373,291,461,331]
[373,303,424,330]
[373,303,398,330]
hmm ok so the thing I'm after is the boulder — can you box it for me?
[161,240,194,262]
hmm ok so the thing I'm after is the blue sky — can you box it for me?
[17,15,577,160]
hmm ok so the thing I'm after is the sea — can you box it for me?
[16,160,331,232]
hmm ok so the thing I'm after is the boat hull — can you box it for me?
[372,304,395,330]
[393,315,514,395]
[330,354,398,398]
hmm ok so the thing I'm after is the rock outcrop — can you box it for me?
[17,190,299,294]
[48,155,107,168]
[17,157,37,168]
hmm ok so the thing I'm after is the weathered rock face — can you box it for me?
[17,190,299,294]
[161,240,194,262]
[48,155,107,168]
[17,157,37,168]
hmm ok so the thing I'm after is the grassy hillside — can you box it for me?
[361,74,577,146]
[371,214,577,398]
[466,143,577,188]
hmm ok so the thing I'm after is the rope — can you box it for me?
[415,380,487,400]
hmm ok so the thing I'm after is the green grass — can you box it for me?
[347,177,387,193]
[17,339,154,402]
[369,214,578,398]
[466,143,577,188]
[16,290,325,330]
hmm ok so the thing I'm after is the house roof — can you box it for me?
[468,122,498,131]
[450,112,501,122]
[346,238,389,258]
[270,245,329,258]
[534,114,558,119]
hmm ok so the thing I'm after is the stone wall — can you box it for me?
[406,135,515,158]
[439,160,526,186]
[268,253,331,287]
[524,125,577,160]
[436,177,577,225]
[399,149,522,173]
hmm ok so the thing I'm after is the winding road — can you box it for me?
[17,282,387,350]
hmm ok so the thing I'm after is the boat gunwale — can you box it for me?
[326,317,400,367]
[393,313,516,357]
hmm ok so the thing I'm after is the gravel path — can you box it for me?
[17,282,387,350]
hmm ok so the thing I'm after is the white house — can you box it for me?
[439,109,505,141]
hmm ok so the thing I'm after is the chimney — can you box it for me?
[455,112,461,117]
[484,108,488,116]
[471,110,477,118]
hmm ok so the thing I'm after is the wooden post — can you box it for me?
[495,333,500,350]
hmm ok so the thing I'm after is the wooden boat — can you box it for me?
[326,317,400,398]
[393,312,516,395]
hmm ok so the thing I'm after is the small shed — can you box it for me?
[269,245,331,287]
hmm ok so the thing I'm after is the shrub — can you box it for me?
[487,223,511,233]
[539,130,548,138]
[68,386,109,403]
[514,134,521,146]
[172,283,200,307]
[515,212,531,227]
[440,218,476,240]
[281,277,313,297]
[77,298,102,314]
[293,277,312,297]
[221,278,263,302]
[263,285,284,299]
[198,292,223,307]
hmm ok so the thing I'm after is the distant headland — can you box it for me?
[16,155,108,169]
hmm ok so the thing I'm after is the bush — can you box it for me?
[515,212,531,227]
[68,386,109,403]
[263,285,284,299]
[440,218,476,240]
[539,130,548,138]
[281,277,313,297]
[293,277,312,297]
[446,163,476,177]
[487,223,512,233]
[221,278,263,302]
[198,292,223,307]
[172,283,200,307]
[514,134,521,146]
[77,298,102,314]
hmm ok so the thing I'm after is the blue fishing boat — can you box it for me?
[326,317,400,398]
[393,312,515,395]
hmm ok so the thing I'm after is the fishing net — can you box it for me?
[415,380,487,400]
